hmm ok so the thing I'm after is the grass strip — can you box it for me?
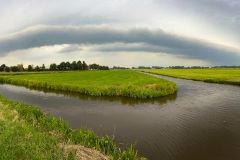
[0,70,177,98]
[0,94,145,160]
[142,69,240,86]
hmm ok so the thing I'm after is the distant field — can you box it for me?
[0,70,177,98]
[142,68,240,86]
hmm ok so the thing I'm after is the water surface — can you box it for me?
[0,74,240,160]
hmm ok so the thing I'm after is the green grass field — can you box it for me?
[0,95,145,160]
[0,70,177,98]
[142,68,240,86]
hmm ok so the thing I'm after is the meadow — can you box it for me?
[142,68,240,86]
[0,70,177,98]
[0,95,145,160]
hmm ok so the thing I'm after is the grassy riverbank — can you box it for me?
[142,68,240,86]
[0,95,145,160]
[0,70,177,98]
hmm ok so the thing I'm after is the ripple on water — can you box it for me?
[0,76,240,160]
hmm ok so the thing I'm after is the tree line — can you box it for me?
[49,61,88,71]
[0,60,109,72]
[0,64,24,72]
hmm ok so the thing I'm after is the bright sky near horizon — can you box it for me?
[0,0,240,67]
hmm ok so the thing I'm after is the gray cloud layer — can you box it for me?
[0,25,239,65]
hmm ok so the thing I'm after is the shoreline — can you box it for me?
[0,70,177,99]
[0,94,145,159]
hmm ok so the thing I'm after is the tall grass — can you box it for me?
[0,94,145,159]
[142,68,240,86]
[0,70,177,98]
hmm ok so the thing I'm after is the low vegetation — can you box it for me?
[142,68,240,86]
[0,70,177,98]
[0,95,145,159]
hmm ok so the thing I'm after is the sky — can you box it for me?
[0,0,240,68]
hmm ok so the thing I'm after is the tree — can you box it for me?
[35,65,40,71]
[0,64,6,71]
[17,64,24,71]
[59,62,66,70]
[41,64,45,71]
[28,65,33,71]
[82,61,88,70]
[57,65,61,70]
[102,66,109,70]
[66,61,71,70]
[50,63,57,71]
[4,66,10,72]
[89,63,99,70]
[89,63,100,70]
[77,61,82,70]
[10,66,18,72]
[89,63,109,70]
[71,61,77,70]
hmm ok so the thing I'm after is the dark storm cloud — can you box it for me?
[0,25,239,65]
[95,43,240,65]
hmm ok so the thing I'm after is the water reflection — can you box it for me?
[22,84,177,106]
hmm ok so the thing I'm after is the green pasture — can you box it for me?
[0,70,177,98]
[142,68,240,86]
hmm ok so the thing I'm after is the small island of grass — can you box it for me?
[0,70,177,99]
